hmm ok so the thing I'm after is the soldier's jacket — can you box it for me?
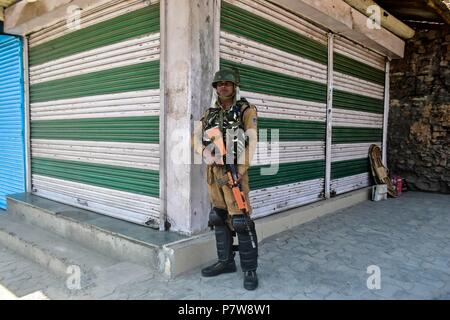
[194,99,258,215]
[196,100,258,175]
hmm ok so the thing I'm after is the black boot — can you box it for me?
[243,270,258,290]
[201,260,236,277]
[201,208,236,277]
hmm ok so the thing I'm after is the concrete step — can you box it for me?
[0,213,120,288]
[6,194,165,271]
[2,187,372,279]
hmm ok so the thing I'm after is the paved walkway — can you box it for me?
[1,191,449,300]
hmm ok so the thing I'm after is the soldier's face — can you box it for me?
[216,81,235,98]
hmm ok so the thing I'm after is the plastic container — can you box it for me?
[372,184,387,201]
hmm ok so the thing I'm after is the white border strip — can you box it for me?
[253,141,325,166]
[242,91,326,122]
[159,0,167,231]
[29,0,156,48]
[220,31,327,84]
[331,172,371,195]
[334,35,385,71]
[32,174,160,222]
[331,142,380,162]
[250,178,324,218]
[382,60,390,166]
[334,71,384,99]
[31,140,160,171]
[325,33,333,199]
[30,33,160,84]
[30,89,160,121]
[23,36,32,193]
[333,108,383,128]
[224,0,327,44]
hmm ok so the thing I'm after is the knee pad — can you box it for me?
[209,207,228,226]
[231,214,250,233]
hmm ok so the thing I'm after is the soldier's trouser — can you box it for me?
[207,165,258,271]
[207,165,252,215]
[232,214,258,271]
[209,207,234,262]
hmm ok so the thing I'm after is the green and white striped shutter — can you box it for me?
[28,0,161,227]
[331,35,386,195]
[220,0,328,218]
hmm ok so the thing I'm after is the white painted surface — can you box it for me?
[31,140,160,171]
[331,172,371,195]
[250,178,324,218]
[221,31,327,84]
[32,174,160,223]
[333,108,383,128]
[331,142,381,162]
[30,90,160,120]
[242,91,326,122]
[30,33,160,83]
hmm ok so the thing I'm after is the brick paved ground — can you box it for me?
[1,191,449,300]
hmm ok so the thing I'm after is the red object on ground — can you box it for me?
[396,176,403,196]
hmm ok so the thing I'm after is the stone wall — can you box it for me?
[388,25,450,193]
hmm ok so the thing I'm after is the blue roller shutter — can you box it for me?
[0,35,25,209]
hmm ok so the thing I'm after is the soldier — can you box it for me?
[195,68,259,290]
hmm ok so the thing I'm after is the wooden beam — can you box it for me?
[426,0,450,24]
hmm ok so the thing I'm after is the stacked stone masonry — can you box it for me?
[389,25,450,194]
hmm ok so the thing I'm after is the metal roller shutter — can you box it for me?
[331,35,386,195]
[0,35,26,209]
[220,0,328,218]
[28,0,161,227]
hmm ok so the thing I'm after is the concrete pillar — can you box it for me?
[162,0,218,235]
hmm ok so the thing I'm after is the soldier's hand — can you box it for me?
[227,173,242,188]
[202,148,224,165]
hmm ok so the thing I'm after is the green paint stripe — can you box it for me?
[221,60,327,103]
[249,160,325,190]
[332,128,382,144]
[30,4,160,66]
[31,116,160,143]
[32,157,159,197]
[334,52,385,85]
[331,158,370,179]
[30,61,159,103]
[221,2,328,65]
[259,118,325,141]
[333,89,384,114]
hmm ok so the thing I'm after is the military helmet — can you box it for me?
[212,68,240,88]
